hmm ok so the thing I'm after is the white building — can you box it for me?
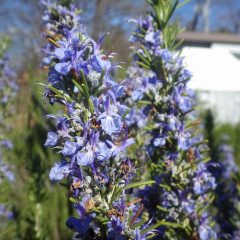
[179,32,240,124]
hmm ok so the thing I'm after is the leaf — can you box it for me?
[125,180,155,190]
[136,61,151,70]
[141,220,183,235]
[109,185,122,206]
[156,205,168,212]
[81,84,90,99]
[177,0,190,9]
[47,84,72,102]
[159,184,171,191]
[137,100,152,107]
[132,49,151,66]
[122,108,130,120]
[183,218,190,228]
[131,218,147,230]
[69,197,77,203]
[80,70,89,92]
[165,1,179,27]
[72,79,84,95]
[88,98,94,114]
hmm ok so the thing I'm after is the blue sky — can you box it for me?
[176,0,240,31]
[1,0,240,67]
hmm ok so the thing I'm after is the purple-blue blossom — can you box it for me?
[0,204,14,220]
[193,163,216,195]
[124,8,218,239]
[44,132,58,147]
[49,160,70,181]
[199,214,217,240]
[41,1,140,238]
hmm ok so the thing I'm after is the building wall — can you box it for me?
[197,91,240,124]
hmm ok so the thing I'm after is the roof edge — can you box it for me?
[178,31,240,44]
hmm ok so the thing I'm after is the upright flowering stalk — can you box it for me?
[124,1,217,239]
[0,37,17,182]
[41,1,152,239]
[0,38,18,155]
[203,110,240,239]
[0,36,17,234]
[212,137,240,239]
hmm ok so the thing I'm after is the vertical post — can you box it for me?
[203,0,211,32]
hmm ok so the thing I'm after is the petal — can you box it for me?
[55,62,72,75]
[101,115,116,135]
[54,48,66,60]
[61,140,77,156]
[44,132,58,147]
[48,69,61,84]
[76,150,94,166]
[49,160,70,181]
[66,216,91,235]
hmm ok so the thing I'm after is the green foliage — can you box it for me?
[59,0,75,8]
[4,69,73,240]
[126,1,217,238]
[146,0,184,50]
[202,109,240,166]
[203,110,219,162]
[215,123,240,166]
[0,35,11,58]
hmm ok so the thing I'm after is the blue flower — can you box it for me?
[42,1,145,238]
[98,98,122,135]
[107,138,135,157]
[179,96,192,113]
[66,216,91,236]
[167,115,180,131]
[178,135,191,150]
[0,204,14,220]
[177,126,192,150]
[145,31,161,46]
[55,62,72,75]
[158,49,172,63]
[76,145,95,166]
[193,164,216,195]
[54,47,71,60]
[44,132,58,147]
[199,223,217,240]
[182,199,195,215]
[49,160,70,181]
[97,141,112,161]
[181,69,193,81]
[0,160,15,182]
[153,137,166,147]
[89,55,103,73]
[61,140,77,156]
[107,216,125,235]
[0,140,13,149]
[48,68,61,85]
[131,89,143,101]
[129,15,162,53]
[173,86,194,113]
[76,132,98,166]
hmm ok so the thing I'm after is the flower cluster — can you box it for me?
[212,137,240,239]
[41,0,85,67]
[0,204,13,221]
[0,51,17,183]
[39,1,227,239]
[0,58,18,105]
[42,2,133,184]
[41,1,149,239]
[124,4,217,239]
[0,159,14,183]
[0,39,17,229]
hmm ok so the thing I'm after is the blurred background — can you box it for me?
[0,0,240,239]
